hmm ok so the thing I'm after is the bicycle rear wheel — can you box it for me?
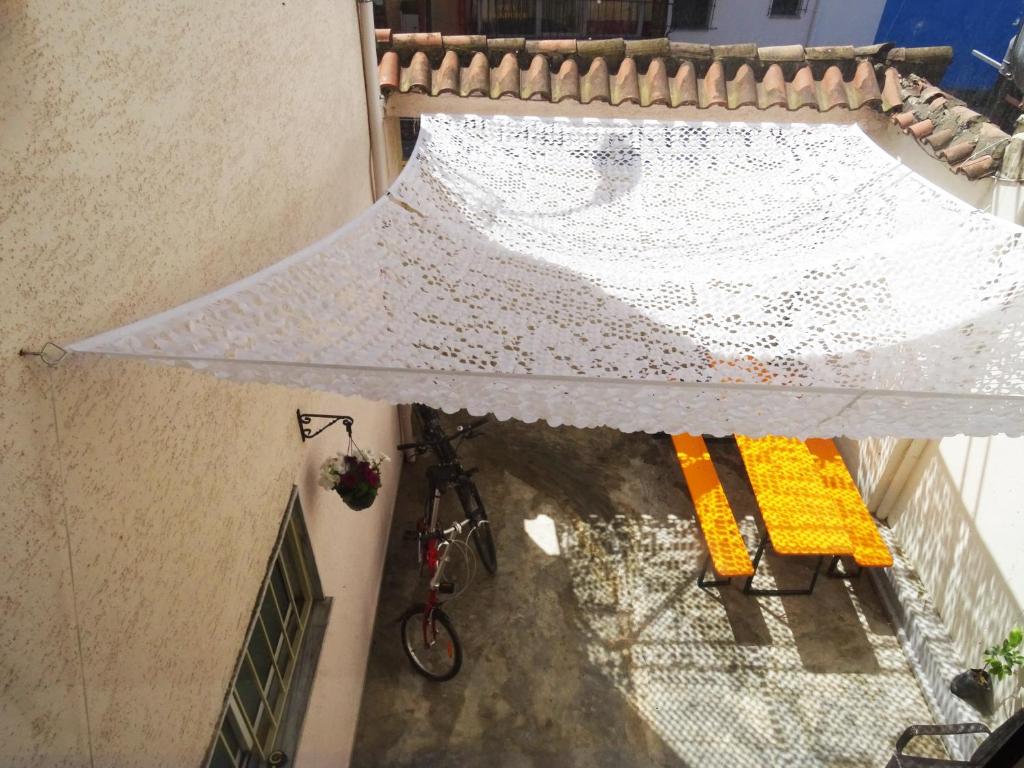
[400,604,462,682]
[459,482,497,575]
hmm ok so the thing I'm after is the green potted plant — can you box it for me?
[951,626,1024,715]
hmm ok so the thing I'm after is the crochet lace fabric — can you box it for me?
[69,114,1024,437]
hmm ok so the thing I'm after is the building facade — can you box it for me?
[6,2,1024,766]
[3,2,400,766]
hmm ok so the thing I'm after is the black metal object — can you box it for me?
[826,555,862,580]
[296,410,354,442]
[473,0,672,38]
[888,722,990,767]
[19,342,68,367]
[697,555,730,589]
[742,533,823,596]
[884,712,1024,768]
[980,708,1024,767]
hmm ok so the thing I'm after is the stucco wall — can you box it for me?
[669,0,886,47]
[860,438,1024,718]
[2,2,396,766]
[839,131,1023,720]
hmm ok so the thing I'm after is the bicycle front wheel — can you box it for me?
[459,482,497,575]
[400,604,463,682]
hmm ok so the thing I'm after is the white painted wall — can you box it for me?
[841,129,1024,723]
[668,0,886,47]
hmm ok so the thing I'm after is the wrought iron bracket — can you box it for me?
[296,410,353,442]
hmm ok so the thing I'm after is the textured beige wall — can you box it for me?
[2,2,396,766]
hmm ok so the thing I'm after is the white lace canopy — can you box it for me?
[69,114,1024,437]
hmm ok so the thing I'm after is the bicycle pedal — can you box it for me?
[438,581,456,594]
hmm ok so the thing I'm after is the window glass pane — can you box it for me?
[209,737,236,768]
[221,719,244,761]
[247,624,276,689]
[271,562,298,621]
[280,547,307,617]
[286,609,301,647]
[260,588,285,656]
[234,665,262,728]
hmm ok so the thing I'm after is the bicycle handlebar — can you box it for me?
[396,416,488,453]
[460,417,489,434]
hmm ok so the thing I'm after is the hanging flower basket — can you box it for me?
[318,445,389,511]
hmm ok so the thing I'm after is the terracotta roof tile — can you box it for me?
[580,38,625,60]
[924,127,956,149]
[957,154,996,179]
[703,60,727,107]
[552,59,579,103]
[643,58,671,106]
[527,39,576,56]
[938,141,976,164]
[374,31,1019,179]
[626,38,671,58]
[820,65,848,110]
[581,57,610,103]
[730,64,758,108]
[435,50,460,96]
[893,111,917,130]
[889,73,1017,179]
[612,58,640,106]
[405,51,431,94]
[881,67,903,111]
[761,64,787,108]
[492,53,520,99]
[671,61,698,106]
[379,50,400,92]
[463,52,489,96]
[488,38,525,57]
[522,54,550,101]
[788,66,816,110]
[851,60,881,108]
[907,118,934,139]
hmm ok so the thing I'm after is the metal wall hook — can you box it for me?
[296,410,354,442]
[19,342,68,367]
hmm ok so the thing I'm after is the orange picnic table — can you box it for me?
[673,432,893,595]
[734,435,892,595]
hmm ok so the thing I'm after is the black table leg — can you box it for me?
[743,532,823,596]
[826,556,862,579]
[697,555,730,589]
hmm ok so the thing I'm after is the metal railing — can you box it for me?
[472,0,672,39]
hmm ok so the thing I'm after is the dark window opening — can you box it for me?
[671,0,713,30]
[400,117,421,161]
[768,0,803,18]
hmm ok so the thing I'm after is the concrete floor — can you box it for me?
[351,418,943,767]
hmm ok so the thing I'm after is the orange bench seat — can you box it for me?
[805,438,893,568]
[672,433,754,578]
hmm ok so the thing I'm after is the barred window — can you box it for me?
[207,489,328,768]
[769,0,803,18]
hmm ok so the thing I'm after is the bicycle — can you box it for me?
[398,518,476,681]
[396,405,497,680]
[398,404,497,574]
